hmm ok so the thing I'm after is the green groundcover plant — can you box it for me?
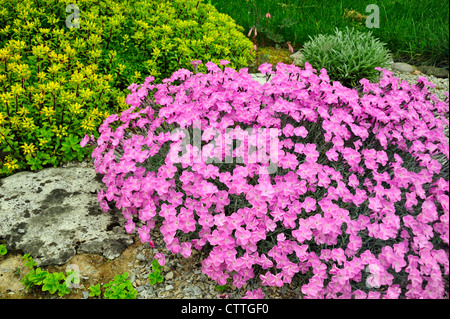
[300,27,392,88]
[21,254,75,297]
[0,0,254,177]
[88,273,137,299]
[83,60,448,299]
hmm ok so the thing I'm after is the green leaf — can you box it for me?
[27,156,43,170]
[148,274,157,285]
[57,283,70,297]
[89,284,101,297]
[152,259,161,270]
[0,245,7,256]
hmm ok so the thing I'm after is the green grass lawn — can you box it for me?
[209,0,449,67]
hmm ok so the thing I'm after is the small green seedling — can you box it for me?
[88,283,101,297]
[103,272,137,299]
[148,259,164,285]
[22,254,37,269]
[0,245,7,256]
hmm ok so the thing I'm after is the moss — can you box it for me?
[248,46,294,73]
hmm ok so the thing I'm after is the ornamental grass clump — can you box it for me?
[83,60,449,299]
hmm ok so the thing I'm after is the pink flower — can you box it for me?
[154,253,166,266]
[190,60,202,67]
[302,197,317,213]
[292,225,313,243]
[258,62,274,74]
[180,242,192,258]
[266,12,271,19]
[242,288,265,299]
[80,134,90,147]
[235,226,252,247]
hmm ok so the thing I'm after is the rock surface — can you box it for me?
[0,167,133,267]
[391,62,416,73]
[417,65,449,78]
[289,50,306,67]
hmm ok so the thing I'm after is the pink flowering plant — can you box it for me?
[82,59,449,299]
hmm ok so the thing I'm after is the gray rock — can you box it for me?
[192,285,202,296]
[165,271,174,280]
[0,167,133,267]
[250,73,270,85]
[82,291,89,299]
[417,65,449,78]
[136,253,146,262]
[165,285,174,291]
[391,62,415,73]
[136,286,145,293]
[290,50,306,67]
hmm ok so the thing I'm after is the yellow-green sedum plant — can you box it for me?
[0,0,255,177]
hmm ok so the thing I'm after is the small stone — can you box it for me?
[18,229,25,234]
[290,50,305,66]
[129,273,136,283]
[136,253,146,262]
[391,62,415,73]
[163,265,170,272]
[165,285,174,291]
[165,271,174,280]
[136,286,145,293]
[193,286,202,296]
[82,291,89,299]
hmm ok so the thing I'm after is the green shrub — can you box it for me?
[300,26,392,88]
[0,0,255,177]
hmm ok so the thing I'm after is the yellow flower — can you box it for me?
[38,138,49,147]
[70,70,85,85]
[37,71,47,82]
[21,117,36,130]
[17,106,30,117]
[9,116,20,128]
[69,102,84,115]
[90,107,101,118]
[81,117,95,131]
[32,92,46,105]
[0,112,6,125]
[4,157,19,172]
[20,142,37,157]
[40,106,55,118]
[0,92,12,104]
[10,83,25,96]
[51,125,68,139]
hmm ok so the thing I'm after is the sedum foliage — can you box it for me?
[300,27,392,88]
[0,0,254,176]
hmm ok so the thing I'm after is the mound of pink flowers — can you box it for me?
[82,60,449,299]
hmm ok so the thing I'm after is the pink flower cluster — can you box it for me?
[83,60,449,299]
